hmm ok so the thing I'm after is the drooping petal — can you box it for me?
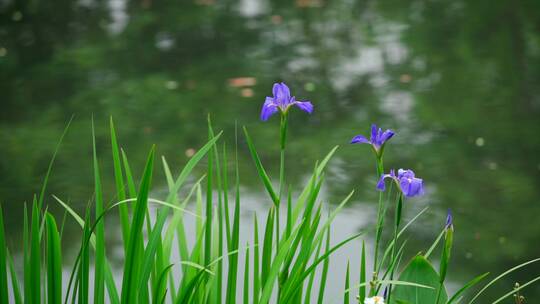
[380,129,395,144]
[376,171,395,191]
[350,134,370,144]
[273,82,291,106]
[293,100,314,114]
[260,97,278,121]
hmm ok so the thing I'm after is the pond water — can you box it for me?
[1,0,540,301]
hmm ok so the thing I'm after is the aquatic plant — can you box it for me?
[0,83,537,304]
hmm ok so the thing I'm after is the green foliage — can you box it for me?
[0,120,535,304]
[390,256,447,304]
[45,213,62,304]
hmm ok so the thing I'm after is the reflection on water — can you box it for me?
[1,0,540,300]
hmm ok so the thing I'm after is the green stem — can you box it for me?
[434,283,443,304]
[370,156,385,296]
[277,114,288,297]
[386,193,403,304]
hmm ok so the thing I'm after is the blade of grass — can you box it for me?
[208,117,223,304]
[377,207,429,274]
[303,236,323,304]
[447,273,489,304]
[92,119,105,304]
[316,228,330,304]
[152,264,174,304]
[359,240,366,303]
[253,214,260,304]
[137,133,223,300]
[344,261,350,304]
[46,213,62,304]
[225,147,241,304]
[425,229,445,259]
[468,258,540,304]
[280,232,364,303]
[110,117,129,250]
[7,249,22,304]
[23,203,30,304]
[491,275,540,304]
[38,116,73,210]
[243,243,250,304]
[78,209,91,304]
[222,144,231,248]
[292,146,338,222]
[30,201,41,304]
[120,146,155,304]
[205,126,214,267]
[52,198,119,304]
[242,127,278,205]
[259,222,304,304]
[0,204,8,304]
[261,207,275,289]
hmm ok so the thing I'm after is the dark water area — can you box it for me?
[1,0,540,301]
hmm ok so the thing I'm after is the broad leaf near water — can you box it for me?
[391,255,447,304]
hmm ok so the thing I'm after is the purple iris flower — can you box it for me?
[260,82,313,121]
[350,124,395,155]
[376,169,424,198]
[445,209,453,229]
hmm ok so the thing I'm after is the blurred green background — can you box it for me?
[1,0,540,301]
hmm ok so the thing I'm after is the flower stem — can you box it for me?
[370,156,385,296]
[386,193,403,304]
[276,114,288,294]
[434,283,443,304]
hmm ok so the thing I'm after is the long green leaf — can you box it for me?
[261,207,275,288]
[253,214,260,304]
[280,232,364,303]
[0,204,8,304]
[137,133,223,301]
[120,146,155,304]
[242,127,278,205]
[447,273,489,304]
[110,117,129,250]
[23,203,30,304]
[92,120,105,304]
[46,213,62,304]
[259,222,304,304]
[243,244,250,304]
[78,209,91,304]
[30,201,40,304]
[491,275,540,304]
[316,228,330,304]
[225,151,241,304]
[468,258,540,304]
[359,240,367,302]
[292,146,338,222]
[344,261,350,304]
[38,116,73,210]
[7,249,22,304]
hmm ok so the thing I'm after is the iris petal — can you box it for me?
[350,135,370,144]
[370,124,378,143]
[294,100,313,114]
[376,173,395,191]
[380,130,395,143]
[273,82,291,106]
[260,97,278,121]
